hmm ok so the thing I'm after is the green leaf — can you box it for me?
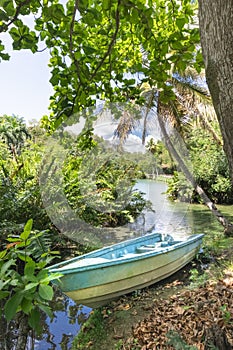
[0,250,7,259]
[10,279,19,286]
[37,269,48,280]
[0,259,15,276]
[18,254,32,262]
[131,8,139,24]
[24,282,38,291]
[9,27,21,40]
[3,0,15,16]
[38,304,53,318]
[78,0,89,13]
[6,237,21,242]
[5,292,23,321]
[176,17,187,30]
[39,272,62,284]
[0,9,8,21]
[51,4,64,24]
[39,284,54,300]
[21,298,33,314]
[0,290,10,300]
[24,260,36,276]
[28,307,42,334]
[20,219,33,241]
[49,74,60,86]
[0,52,10,61]
[83,45,96,55]
[0,279,11,290]
[170,41,184,50]
[102,0,110,10]
[37,261,47,269]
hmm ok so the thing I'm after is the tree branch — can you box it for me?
[69,0,83,85]
[1,0,32,32]
[90,0,121,81]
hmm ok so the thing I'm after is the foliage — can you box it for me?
[166,171,194,202]
[189,128,232,203]
[166,127,233,203]
[0,219,61,335]
[146,139,175,174]
[63,131,150,227]
[0,117,53,236]
[188,268,209,289]
[0,0,202,129]
[0,116,150,241]
[0,115,30,157]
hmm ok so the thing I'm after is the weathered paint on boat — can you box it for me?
[49,232,204,308]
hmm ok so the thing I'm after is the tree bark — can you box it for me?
[198,0,233,187]
[204,324,232,350]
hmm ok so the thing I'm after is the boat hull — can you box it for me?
[49,233,204,308]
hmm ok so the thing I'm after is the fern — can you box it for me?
[29,230,55,260]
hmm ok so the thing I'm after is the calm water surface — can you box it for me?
[134,179,233,237]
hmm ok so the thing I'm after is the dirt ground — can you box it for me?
[74,255,233,350]
[76,264,194,349]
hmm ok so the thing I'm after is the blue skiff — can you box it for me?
[49,232,204,308]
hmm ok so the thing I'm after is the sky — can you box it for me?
[0,34,53,124]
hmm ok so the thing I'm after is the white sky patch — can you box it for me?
[63,116,86,137]
[93,121,117,140]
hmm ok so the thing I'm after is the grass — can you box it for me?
[71,309,106,350]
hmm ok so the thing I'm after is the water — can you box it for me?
[133,179,233,237]
[4,179,233,349]
[34,291,91,350]
[132,179,193,237]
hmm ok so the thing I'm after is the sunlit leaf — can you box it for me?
[20,219,33,241]
[39,284,54,300]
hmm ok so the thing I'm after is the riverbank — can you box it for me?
[71,235,233,350]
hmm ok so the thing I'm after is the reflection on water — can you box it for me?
[34,289,91,350]
[0,289,91,350]
[132,179,193,238]
[133,179,233,239]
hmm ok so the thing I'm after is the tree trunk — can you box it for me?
[204,324,232,350]
[198,0,233,187]
[15,314,30,350]
[157,108,233,236]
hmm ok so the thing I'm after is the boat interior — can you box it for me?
[101,236,181,260]
[53,235,183,270]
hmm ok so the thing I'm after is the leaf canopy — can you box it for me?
[0,0,202,128]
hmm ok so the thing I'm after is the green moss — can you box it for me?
[71,309,106,350]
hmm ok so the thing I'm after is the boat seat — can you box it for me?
[136,245,159,253]
[136,241,170,253]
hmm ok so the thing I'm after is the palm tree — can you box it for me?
[141,81,233,236]
[113,68,233,236]
[0,115,30,162]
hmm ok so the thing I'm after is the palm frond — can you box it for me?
[114,109,137,144]
[30,230,55,260]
